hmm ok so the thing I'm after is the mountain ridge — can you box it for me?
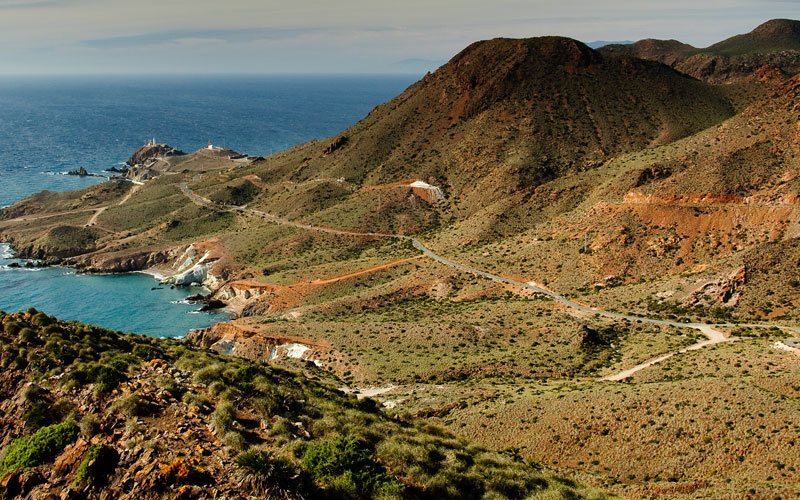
[600,18,800,82]
[245,35,738,225]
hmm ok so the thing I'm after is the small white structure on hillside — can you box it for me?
[409,180,445,202]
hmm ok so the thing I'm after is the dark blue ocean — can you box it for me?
[0,75,416,336]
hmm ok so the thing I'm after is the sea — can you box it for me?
[0,74,417,337]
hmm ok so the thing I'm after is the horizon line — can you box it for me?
[0,71,430,78]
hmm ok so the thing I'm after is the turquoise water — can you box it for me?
[0,244,225,337]
[0,75,417,335]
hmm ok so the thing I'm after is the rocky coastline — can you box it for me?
[0,237,236,325]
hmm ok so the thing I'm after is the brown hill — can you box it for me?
[250,36,735,222]
[707,18,800,55]
[600,19,800,82]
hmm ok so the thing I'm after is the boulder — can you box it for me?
[67,166,89,176]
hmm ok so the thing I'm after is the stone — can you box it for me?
[54,439,89,476]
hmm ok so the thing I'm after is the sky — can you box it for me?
[0,0,798,75]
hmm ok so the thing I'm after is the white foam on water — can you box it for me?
[134,270,166,281]
[0,244,14,259]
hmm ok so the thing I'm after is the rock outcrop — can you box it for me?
[684,266,747,308]
[66,166,89,176]
[125,143,183,168]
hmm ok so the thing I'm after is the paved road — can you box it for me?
[180,181,800,379]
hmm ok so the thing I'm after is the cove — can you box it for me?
[0,244,228,338]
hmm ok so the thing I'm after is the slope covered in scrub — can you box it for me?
[0,309,607,500]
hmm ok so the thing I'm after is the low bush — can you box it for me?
[88,364,127,395]
[236,450,305,498]
[110,394,150,418]
[181,391,209,409]
[79,414,101,438]
[301,435,396,496]
[4,321,23,335]
[23,401,52,430]
[73,443,118,488]
[30,312,52,328]
[195,363,224,385]
[0,421,79,474]
[211,401,236,436]
[19,328,38,344]
[223,431,248,451]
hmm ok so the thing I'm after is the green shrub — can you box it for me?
[194,363,224,385]
[132,344,160,360]
[181,391,209,409]
[110,394,149,418]
[4,321,23,335]
[13,355,28,369]
[125,419,144,435]
[87,364,126,395]
[30,312,51,328]
[62,368,89,390]
[235,450,305,498]
[155,375,180,397]
[207,380,226,396]
[301,435,394,495]
[23,402,52,431]
[79,414,101,438]
[19,328,38,344]
[41,324,67,338]
[211,401,236,436]
[253,389,296,418]
[73,444,118,488]
[0,421,78,474]
[22,383,42,402]
[223,431,249,451]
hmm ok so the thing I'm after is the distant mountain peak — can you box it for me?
[598,18,800,82]
[585,40,634,49]
[707,18,800,56]
[752,18,800,37]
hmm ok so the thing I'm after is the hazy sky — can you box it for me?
[0,0,797,74]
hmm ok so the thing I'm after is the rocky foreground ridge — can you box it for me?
[0,310,606,500]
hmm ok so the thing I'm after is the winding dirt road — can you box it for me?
[85,184,140,227]
[603,326,732,381]
[179,182,800,381]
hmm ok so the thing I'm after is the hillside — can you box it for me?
[0,309,607,500]
[249,37,736,219]
[600,19,800,82]
[706,18,800,56]
[2,26,800,500]
[0,36,743,268]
